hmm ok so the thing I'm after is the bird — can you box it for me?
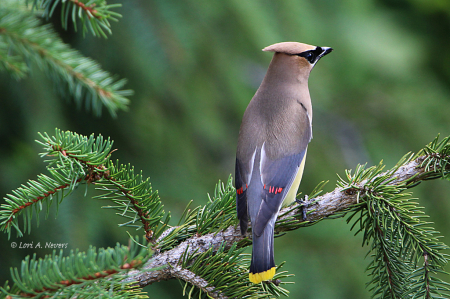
[235,42,332,284]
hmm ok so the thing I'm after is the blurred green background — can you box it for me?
[1,0,450,298]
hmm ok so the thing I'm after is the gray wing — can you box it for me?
[252,149,307,237]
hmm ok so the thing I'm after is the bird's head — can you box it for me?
[263,42,332,74]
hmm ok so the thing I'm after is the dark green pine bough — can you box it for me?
[0,0,132,117]
[1,130,450,298]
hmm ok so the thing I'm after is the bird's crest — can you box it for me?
[262,42,316,55]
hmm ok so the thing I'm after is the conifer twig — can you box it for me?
[29,0,123,37]
[170,267,227,299]
[278,157,424,226]
[0,9,131,116]
[70,0,102,19]
[1,238,150,298]
[3,132,450,297]
[124,226,242,287]
[125,152,449,288]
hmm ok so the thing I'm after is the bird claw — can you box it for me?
[295,195,308,221]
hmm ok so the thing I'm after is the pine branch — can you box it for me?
[172,267,227,299]
[0,43,28,79]
[0,130,114,237]
[179,243,291,299]
[96,161,167,243]
[3,131,450,298]
[0,237,150,298]
[1,130,165,245]
[29,0,123,38]
[124,225,241,286]
[125,227,292,298]
[276,146,449,228]
[277,137,450,297]
[0,6,132,116]
[123,136,450,298]
[405,251,450,298]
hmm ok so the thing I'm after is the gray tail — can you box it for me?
[250,220,275,276]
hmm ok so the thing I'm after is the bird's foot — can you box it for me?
[295,195,308,221]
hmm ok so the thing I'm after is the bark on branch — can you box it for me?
[125,156,430,296]
[281,157,424,224]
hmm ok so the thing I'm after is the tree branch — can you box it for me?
[171,267,228,299]
[4,177,83,229]
[279,157,424,226]
[124,226,243,287]
[0,11,131,116]
[123,155,440,288]
[70,0,101,19]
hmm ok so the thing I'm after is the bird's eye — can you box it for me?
[298,47,327,64]
[298,50,317,64]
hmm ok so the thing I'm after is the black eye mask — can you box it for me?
[297,47,328,64]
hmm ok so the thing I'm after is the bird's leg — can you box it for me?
[295,194,308,221]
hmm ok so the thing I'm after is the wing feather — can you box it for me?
[253,150,306,237]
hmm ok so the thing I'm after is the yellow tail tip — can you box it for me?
[249,267,276,284]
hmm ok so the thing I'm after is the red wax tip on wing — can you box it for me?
[266,186,284,194]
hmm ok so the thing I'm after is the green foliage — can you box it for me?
[420,135,450,181]
[337,138,450,298]
[1,129,171,247]
[98,161,168,242]
[0,129,114,238]
[179,243,293,298]
[195,176,237,235]
[3,130,450,298]
[0,42,28,79]
[30,0,123,38]
[156,177,237,252]
[0,130,295,298]
[36,129,114,165]
[0,1,131,116]
[0,236,150,298]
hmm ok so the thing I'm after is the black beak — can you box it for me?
[319,47,333,58]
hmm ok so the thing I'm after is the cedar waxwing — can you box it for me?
[235,42,332,284]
